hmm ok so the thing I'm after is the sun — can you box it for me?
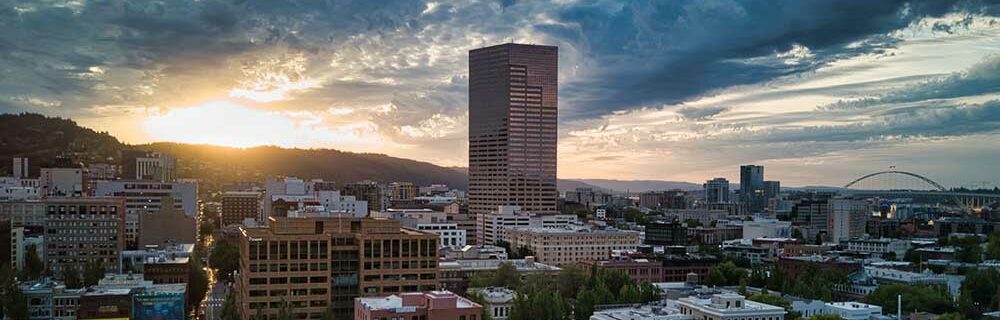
[143,100,291,148]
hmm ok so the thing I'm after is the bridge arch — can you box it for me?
[843,170,948,191]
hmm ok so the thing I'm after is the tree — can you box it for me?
[749,293,791,309]
[21,244,44,280]
[209,239,241,281]
[220,290,241,320]
[1,267,28,320]
[639,282,661,303]
[467,290,495,320]
[864,284,954,315]
[958,268,1000,316]
[515,245,534,259]
[276,300,292,320]
[951,236,984,263]
[986,232,1000,260]
[939,312,966,320]
[618,284,641,304]
[188,253,210,311]
[495,262,523,289]
[807,314,844,320]
[83,260,105,287]
[705,261,746,287]
[62,267,82,289]
[556,265,587,300]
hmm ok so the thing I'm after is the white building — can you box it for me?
[39,167,83,197]
[742,218,791,240]
[417,223,467,249]
[845,238,911,257]
[676,293,786,320]
[263,177,362,219]
[825,302,882,320]
[591,302,688,320]
[862,266,965,297]
[469,287,515,320]
[595,208,608,220]
[829,199,870,243]
[12,157,29,179]
[477,205,579,245]
[92,180,198,216]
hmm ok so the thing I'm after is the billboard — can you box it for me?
[131,291,186,320]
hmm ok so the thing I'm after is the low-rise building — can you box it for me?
[743,218,792,240]
[354,290,482,320]
[676,293,786,320]
[440,245,509,260]
[416,223,468,248]
[438,258,560,294]
[845,238,911,258]
[469,287,515,320]
[20,279,84,320]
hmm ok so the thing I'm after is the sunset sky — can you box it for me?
[2,1,1000,187]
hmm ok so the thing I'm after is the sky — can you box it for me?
[2,0,1000,187]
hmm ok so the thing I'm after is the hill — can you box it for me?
[0,113,468,191]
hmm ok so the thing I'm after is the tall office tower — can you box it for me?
[704,177,731,204]
[468,43,558,239]
[12,157,29,179]
[120,150,176,182]
[740,165,765,213]
[44,197,125,277]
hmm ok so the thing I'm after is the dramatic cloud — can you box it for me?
[1,0,1000,185]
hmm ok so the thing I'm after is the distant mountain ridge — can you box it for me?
[0,113,467,190]
[558,178,701,194]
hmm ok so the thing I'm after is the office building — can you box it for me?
[645,221,688,246]
[844,238,911,257]
[505,226,641,266]
[444,202,478,245]
[221,191,261,226]
[137,197,196,247]
[92,180,198,217]
[416,223,467,249]
[341,180,388,213]
[676,293,786,320]
[704,178,730,204]
[121,150,175,182]
[742,218,792,240]
[476,205,577,245]
[40,167,85,197]
[468,43,559,221]
[354,290,482,320]
[19,279,84,320]
[44,197,125,277]
[389,182,418,201]
[565,188,613,208]
[740,165,765,213]
[237,217,440,319]
[829,199,870,243]
[0,200,46,227]
[639,190,688,210]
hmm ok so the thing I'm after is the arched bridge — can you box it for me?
[843,170,1000,210]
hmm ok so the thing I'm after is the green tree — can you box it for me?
[556,265,587,300]
[958,268,1000,316]
[83,260,105,287]
[21,244,44,280]
[276,300,292,320]
[639,281,661,303]
[807,314,844,320]
[864,284,954,314]
[986,232,1000,260]
[705,261,746,286]
[574,289,597,320]
[495,262,523,289]
[509,288,566,320]
[939,312,966,320]
[1,267,28,320]
[62,267,82,289]
[618,284,641,304]
[952,236,984,263]
[209,239,241,281]
[188,253,210,311]
[220,290,241,320]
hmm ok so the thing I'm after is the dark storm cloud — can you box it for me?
[542,0,989,118]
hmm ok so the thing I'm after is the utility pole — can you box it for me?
[897,294,902,320]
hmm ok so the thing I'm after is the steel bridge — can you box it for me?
[842,170,1000,210]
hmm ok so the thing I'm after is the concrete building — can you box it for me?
[237,216,440,319]
[13,157,29,179]
[137,197,196,247]
[266,179,369,219]
[676,293,786,320]
[44,197,125,277]
[417,223,467,248]
[92,180,198,217]
[829,199,870,243]
[704,178,731,204]
[121,243,195,274]
[505,226,641,266]
[354,290,482,320]
[845,238,911,258]
[445,202,478,246]
[476,205,577,245]
[825,302,883,320]
[20,279,84,320]
[0,200,46,227]
[221,191,261,226]
[468,43,559,222]
[742,218,791,240]
[469,287,515,320]
[340,180,388,213]
[565,188,613,208]
[40,167,84,197]
[688,224,743,245]
[440,245,509,261]
[121,150,175,182]
[639,190,688,210]
[591,303,686,320]
[389,182,418,201]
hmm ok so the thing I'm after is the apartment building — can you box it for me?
[504,226,641,266]
[44,197,125,276]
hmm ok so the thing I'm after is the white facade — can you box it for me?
[845,238,911,257]
[416,223,467,248]
[829,199,870,243]
[470,287,515,320]
[676,293,786,320]
[0,201,46,227]
[595,208,608,220]
[13,157,29,179]
[39,168,83,197]
[92,180,198,216]
[825,302,882,320]
[742,218,791,240]
[477,205,579,245]
[316,190,368,217]
[263,177,354,219]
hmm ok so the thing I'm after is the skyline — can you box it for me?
[2,1,1000,187]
